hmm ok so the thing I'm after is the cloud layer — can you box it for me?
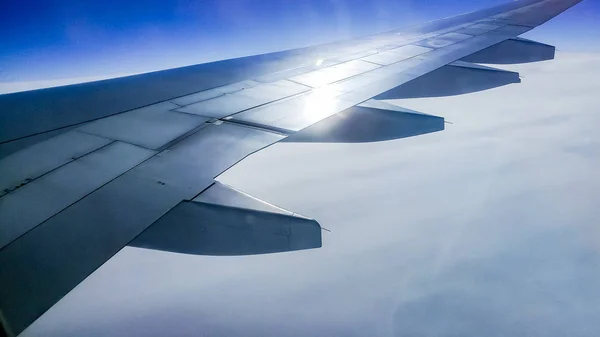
[23,52,600,337]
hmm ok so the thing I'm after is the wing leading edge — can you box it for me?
[0,0,583,335]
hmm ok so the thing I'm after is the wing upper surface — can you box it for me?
[0,0,580,149]
[0,0,583,335]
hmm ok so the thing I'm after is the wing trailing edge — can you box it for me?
[284,100,444,143]
[375,61,521,99]
[460,37,555,64]
[129,182,322,256]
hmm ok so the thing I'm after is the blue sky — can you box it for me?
[1,0,599,84]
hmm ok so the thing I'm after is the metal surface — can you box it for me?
[284,100,445,143]
[289,60,380,88]
[375,61,521,99]
[0,0,585,335]
[490,0,581,26]
[0,131,110,196]
[131,122,285,194]
[231,89,356,132]
[170,80,260,106]
[0,123,284,335]
[194,181,292,215]
[0,141,154,249]
[0,53,333,143]
[0,168,185,337]
[488,24,533,36]
[461,37,555,64]
[78,102,209,150]
[453,26,499,36]
[362,45,433,66]
[334,31,521,104]
[0,125,80,158]
[0,0,565,144]
[253,60,340,83]
[233,31,518,133]
[15,52,600,337]
[328,49,380,64]
[129,200,322,256]
[174,80,309,118]
[415,32,474,48]
[468,22,503,31]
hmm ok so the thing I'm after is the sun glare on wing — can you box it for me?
[301,86,341,122]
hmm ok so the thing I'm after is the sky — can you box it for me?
[3,0,600,335]
[1,0,599,89]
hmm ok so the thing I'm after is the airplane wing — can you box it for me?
[0,0,582,335]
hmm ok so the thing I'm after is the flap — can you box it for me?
[130,200,322,256]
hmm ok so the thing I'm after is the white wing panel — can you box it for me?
[0,142,154,249]
[231,29,522,133]
[194,181,292,215]
[170,80,260,106]
[416,32,474,48]
[78,102,209,150]
[362,45,433,66]
[0,1,584,335]
[174,80,309,118]
[0,131,111,196]
[289,60,380,88]
[0,122,284,336]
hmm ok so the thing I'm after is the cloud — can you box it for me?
[22,52,600,337]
